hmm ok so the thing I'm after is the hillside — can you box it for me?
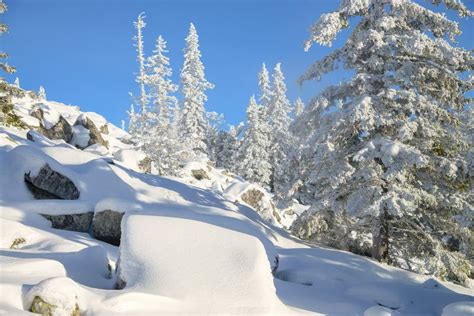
[0,91,473,315]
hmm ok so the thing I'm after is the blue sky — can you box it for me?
[4,0,473,128]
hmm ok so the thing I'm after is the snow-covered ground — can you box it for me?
[0,95,473,315]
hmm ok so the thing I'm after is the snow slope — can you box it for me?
[0,94,472,315]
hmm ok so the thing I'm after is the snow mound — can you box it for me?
[118,214,287,314]
[442,301,474,316]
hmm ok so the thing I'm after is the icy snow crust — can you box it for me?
[0,96,472,315]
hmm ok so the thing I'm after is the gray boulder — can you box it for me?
[31,108,73,143]
[138,157,152,173]
[73,114,109,149]
[92,210,124,246]
[191,169,210,181]
[24,164,80,200]
[41,212,93,232]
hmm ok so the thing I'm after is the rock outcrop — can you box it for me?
[92,210,124,246]
[191,169,210,181]
[31,108,73,143]
[24,164,80,200]
[72,114,108,149]
[41,212,93,232]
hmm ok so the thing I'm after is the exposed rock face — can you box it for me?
[138,157,152,173]
[32,108,73,143]
[241,188,264,211]
[30,296,80,316]
[191,169,210,181]
[92,210,124,246]
[24,164,80,200]
[41,212,93,232]
[73,114,109,149]
[99,123,109,134]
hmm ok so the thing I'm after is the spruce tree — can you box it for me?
[38,86,46,101]
[269,63,292,193]
[0,0,22,128]
[235,96,272,186]
[179,23,214,156]
[134,12,148,115]
[291,0,473,283]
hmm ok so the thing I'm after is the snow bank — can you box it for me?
[118,214,287,314]
[442,301,474,316]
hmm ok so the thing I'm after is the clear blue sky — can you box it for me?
[4,0,473,128]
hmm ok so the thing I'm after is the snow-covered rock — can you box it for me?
[24,163,80,200]
[117,213,287,314]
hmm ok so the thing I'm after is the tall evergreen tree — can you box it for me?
[38,86,46,101]
[142,35,181,175]
[235,96,272,186]
[179,23,214,156]
[293,97,305,118]
[134,12,148,115]
[0,0,22,128]
[269,63,292,193]
[146,35,178,127]
[290,0,473,283]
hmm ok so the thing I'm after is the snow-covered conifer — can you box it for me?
[269,63,292,193]
[147,35,178,127]
[290,0,473,283]
[294,97,304,118]
[13,77,19,88]
[38,86,46,101]
[235,96,272,186]
[179,23,214,156]
[133,12,148,114]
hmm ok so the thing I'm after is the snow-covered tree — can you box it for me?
[146,35,178,126]
[294,97,304,118]
[133,12,148,115]
[179,23,214,156]
[142,35,181,175]
[213,123,243,171]
[0,0,23,128]
[127,104,138,137]
[290,0,473,284]
[38,86,46,101]
[269,63,292,193]
[206,111,225,161]
[258,63,272,112]
[235,96,272,186]
[13,77,19,88]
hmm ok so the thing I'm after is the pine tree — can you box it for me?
[127,104,137,137]
[179,23,214,156]
[258,63,272,111]
[0,0,23,128]
[147,35,178,126]
[269,63,292,193]
[134,12,148,115]
[38,86,46,101]
[143,35,181,175]
[294,97,304,118]
[235,96,272,186]
[214,123,243,171]
[290,0,473,283]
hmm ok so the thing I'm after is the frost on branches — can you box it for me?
[269,63,293,194]
[290,0,473,284]
[143,35,181,175]
[179,23,214,157]
[235,96,272,186]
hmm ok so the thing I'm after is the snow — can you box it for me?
[0,93,472,315]
[442,301,474,316]
[119,214,287,314]
[70,124,90,148]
